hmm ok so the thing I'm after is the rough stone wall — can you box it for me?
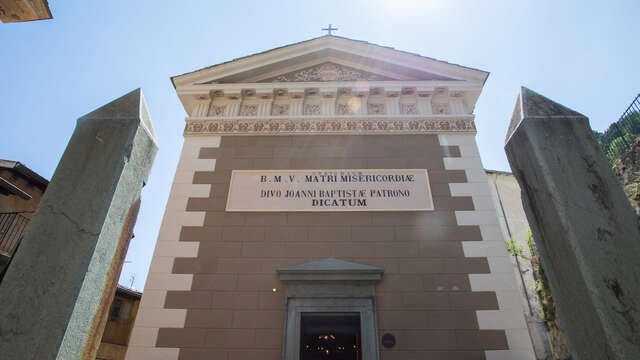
[612,137,640,220]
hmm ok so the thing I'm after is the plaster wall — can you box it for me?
[486,172,554,360]
[99,293,141,358]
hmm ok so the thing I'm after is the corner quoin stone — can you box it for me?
[505,87,640,359]
[0,89,158,360]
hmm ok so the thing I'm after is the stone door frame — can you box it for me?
[277,258,384,360]
[283,297,379,360]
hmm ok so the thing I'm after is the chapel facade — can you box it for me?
[127,35,535,360]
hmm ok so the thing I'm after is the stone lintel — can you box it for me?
[279,274,382,281]
[278,258,383,282]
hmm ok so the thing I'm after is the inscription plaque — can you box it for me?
[226,169,434,212]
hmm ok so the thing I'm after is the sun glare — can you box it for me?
[373,0,441,18]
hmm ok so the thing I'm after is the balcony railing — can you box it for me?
[0,212,30,257]
[595,93,640,163]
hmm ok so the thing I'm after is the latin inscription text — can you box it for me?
[227,170,433,212]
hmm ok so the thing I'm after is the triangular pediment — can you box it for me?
[172,36,488,87]
[278,258,383,276]
[261,62,395,82]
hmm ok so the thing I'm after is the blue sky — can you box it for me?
[1,0,638,288]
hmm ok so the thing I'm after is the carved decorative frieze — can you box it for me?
[266,62,393,82]
[184,117,476,135]
[239,105,258,116]
[401,103,418,115]
[272,104,290,115]
[303,104,321,115]
[367,103,386,115]
[209,105,226,116]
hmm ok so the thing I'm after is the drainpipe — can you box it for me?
[492,175,534,316]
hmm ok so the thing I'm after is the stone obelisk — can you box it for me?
[0,89,158,360]
[504,87,640,359]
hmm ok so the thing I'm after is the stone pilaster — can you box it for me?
[320,88,337,116]
[224,90,242,117]
[289,89,305,115]
[450,91,467,114]
[384,87,401,115]
[358,95,369,115]
[417,91,433,115]
[255,89,273,116]
[191,98,211,117]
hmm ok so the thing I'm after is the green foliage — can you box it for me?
[606,132,636,163]
[632,183,640,200]
[526,230,559,330]
[594,110,640,165]
[504,237,529,260]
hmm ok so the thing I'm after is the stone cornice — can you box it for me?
[278,258,384,282]
[172,36,489,87]
[176,80,483,96]
[183,115,476,136]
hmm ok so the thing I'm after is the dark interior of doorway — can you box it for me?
[300,312,362,360]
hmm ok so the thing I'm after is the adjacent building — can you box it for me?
[97,285,143,360]
[0,0,52,23]
[0,159,143,359]
[0,159,48,272]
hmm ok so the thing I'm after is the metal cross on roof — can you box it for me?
[322,24,338,35]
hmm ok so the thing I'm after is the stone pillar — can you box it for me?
[0,89,158,360]
[504,87,640,360]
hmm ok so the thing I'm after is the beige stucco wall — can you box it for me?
[486,171,552,360]
[127,134,534,360]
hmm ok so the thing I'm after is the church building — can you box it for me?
[127,35,535,360]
